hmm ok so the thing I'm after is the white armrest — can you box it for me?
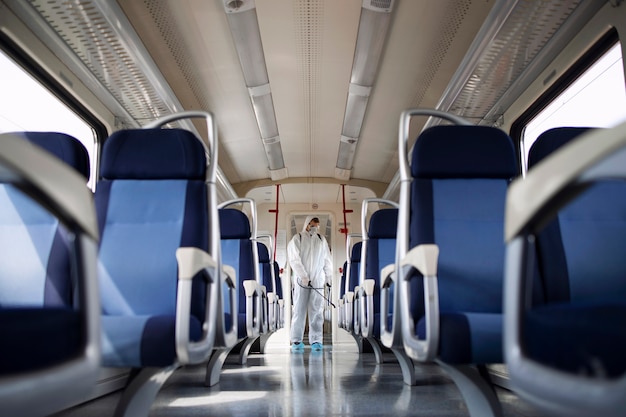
[176,247,217,282]
[381,263,395,288]
[243,280,261,337]
[399,244,440,362]
[243,280,259,297]
[363,279,376,296]
[346,291,354,303]
[401,244,439,276]
[175,247,219,364]
[360,279,376,337]
[380,263,401,348]
[222,264,236,287]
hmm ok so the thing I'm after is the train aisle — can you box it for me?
[54,341,545,417]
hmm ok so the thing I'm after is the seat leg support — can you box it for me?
[205,348,231,387]
[391,347,417,386]
[258,332,272,354]
[365,337,384,364]
[437,361,503,417]
[113,365,178,417]
[238,337,257,365]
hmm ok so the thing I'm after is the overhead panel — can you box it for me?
[440,0,604,124]
[4,0,239,201]
[382,0,605,201]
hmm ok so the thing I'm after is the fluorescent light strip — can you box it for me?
[335,0,394,177]
[224,0,286,175]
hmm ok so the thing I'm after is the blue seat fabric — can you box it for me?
[410,125,517,364]
[96,128,207,368]
[219,208,255,339]
[348,242,362,296]
[257,242,273,294]
[365,209,397,338]
[524,127,626,377]
[0,132,89,373]
[273,262,282,299]
[340,261,347,301]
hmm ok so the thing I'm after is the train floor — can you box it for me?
[53,342,545,416]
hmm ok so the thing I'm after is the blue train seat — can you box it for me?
[338,260,347,329]
[258,235,282,331]
[0,132,99,416]
[273,261,284,328]
[258,241,275,332]
[345,241,362,334]
[96,112,219,417]
[360,206,397,341]
[205,201,261,385]
[338,234,359,331]
[397,110,518,416]
[359,201,415,384]
[505,125,626,417]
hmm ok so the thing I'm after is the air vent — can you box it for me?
[28,0,172,125]
[448,0,588,123]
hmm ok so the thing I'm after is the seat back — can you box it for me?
[362,208,398,338]
[257,242,274,294]
[339,261,347,301]
[348,242,362,297]
[346,241,362,333]
[219,207,258,339]
[0,132,89,309]
[256,241,273,331]
[409,125,517,319]
[96,127,209,367]
[529,127,626,304]
[274,262,283,299]
[525,127,626,374]
[0,132,99,415]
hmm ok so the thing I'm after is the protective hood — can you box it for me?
[301,215,317,232]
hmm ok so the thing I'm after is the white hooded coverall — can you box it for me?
[288,215,333,345]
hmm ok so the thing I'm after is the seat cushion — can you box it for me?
[0,307,81,373]
[417,312,503,364]
[524,301,626,378]
[102,315,202,367]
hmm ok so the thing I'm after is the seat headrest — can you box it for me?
[528,127,594,168]
[4,131,90,179]
[219,208,251,239]
[350,242,362,262]
[411,125,517,179]
[257,242,270,263]
[368,209,398,239]
[101,128,206,180]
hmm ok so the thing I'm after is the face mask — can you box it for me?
[309,226,319,235]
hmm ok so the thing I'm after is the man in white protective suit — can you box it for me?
[288,216,333,352]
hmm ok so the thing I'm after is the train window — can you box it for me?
[519,40,626,174]
[0,50,98,189]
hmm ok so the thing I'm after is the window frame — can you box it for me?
[510,29,621,174]
[0,32,107,188]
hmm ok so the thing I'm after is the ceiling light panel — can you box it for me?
[224,0,286,174]
[334,0,394,178]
